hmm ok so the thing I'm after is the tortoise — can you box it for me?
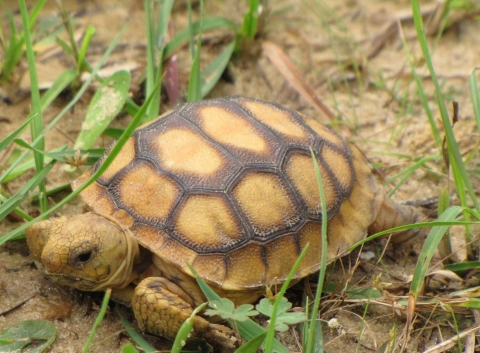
[26,96,424,343]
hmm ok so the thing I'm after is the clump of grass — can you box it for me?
[0,0,48,82]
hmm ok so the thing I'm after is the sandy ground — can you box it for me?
[1,0,480,352]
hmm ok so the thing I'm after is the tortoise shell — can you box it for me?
[72,96,378,290]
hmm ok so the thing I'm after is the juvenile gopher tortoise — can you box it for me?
[26,96,423,342]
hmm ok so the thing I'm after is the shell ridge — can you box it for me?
[227,97,287,146]
[192,253,228,286]
[176,103,246,169]
[105,159,184,228]
[279,148,317,221]
[136,155,187,191]
[317,144,356,199]
[311,147,345,218]
[290,109,350,153]
[228,168,305,242]
[167,190,252,254]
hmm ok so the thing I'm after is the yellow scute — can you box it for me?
[233,172,300,236]
[198,106,267,153]
[321,146,353,191]
[224,243,265,289]
[301,114,344,149]
[118,162,181,222]
[154,128,224,175]
[174,194,244,250]
[101,138,136,182]
[285,153,337,214]
[241,101,306,139]
[192,254,226,285]
[264,234,299,282]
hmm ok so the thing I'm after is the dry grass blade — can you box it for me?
[262,41,336,122]
[402,293,417,351]
[423,324,480,353]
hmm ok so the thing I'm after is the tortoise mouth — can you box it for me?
[46,272,103,291]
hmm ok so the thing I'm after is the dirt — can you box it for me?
[1,0,480,352]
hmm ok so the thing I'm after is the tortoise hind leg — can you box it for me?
[369,190,427,244]
[132,277,235,347]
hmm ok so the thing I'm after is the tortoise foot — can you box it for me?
[132,277,235,347]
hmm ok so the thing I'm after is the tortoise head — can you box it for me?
[25,213,140,291]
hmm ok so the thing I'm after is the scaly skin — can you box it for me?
[25,213,235,345]
[26,213,139,291]
[133,277,235,346]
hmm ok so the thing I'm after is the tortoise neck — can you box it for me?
[90,213,140,291]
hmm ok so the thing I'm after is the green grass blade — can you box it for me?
[103,128,125,139]
[0,115,35,153]
[0,193,32,222]
[386,156,437,196]
[240,0,259,39]
[143,0,173,122]
[13,139,104,165]
[444,261,480,274]
[39,69,77,111]
[82,289,111,353]
[187,0,195,58]
[468,68,480,133]
[27,0,48,29]
[20,0,47,213]
[188,36,202,102]
[411,0,479,211]
[347,218,480,252]
[264,245,309,352]
[400,27,441,148]
[30,183,71,201]
[144,0,159,121]
[1,4,22,81]
[171,302,208,353]
[121,343,139,353]
[55,36,74,56]
[0,159,55,222]
[187,1,203,102]
[77,24,95,72]
[117,308,156,353]
[156,0,175,48]
[235,331,267,353]
[305,148,328,353]
[1,147,59,183]
[456,298,480,310]
[201,41,235,98]
[164,17,237,58]
[409,206,464,299]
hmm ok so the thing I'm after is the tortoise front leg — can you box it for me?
[132,277,235,347]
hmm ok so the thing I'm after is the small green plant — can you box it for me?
[0,320,56,353]
[204,296,307,335]
[206,298,259,324]
[255,297,307,332]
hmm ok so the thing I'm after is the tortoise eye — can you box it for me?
[71,250,94,268]
[78,251,93,262]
